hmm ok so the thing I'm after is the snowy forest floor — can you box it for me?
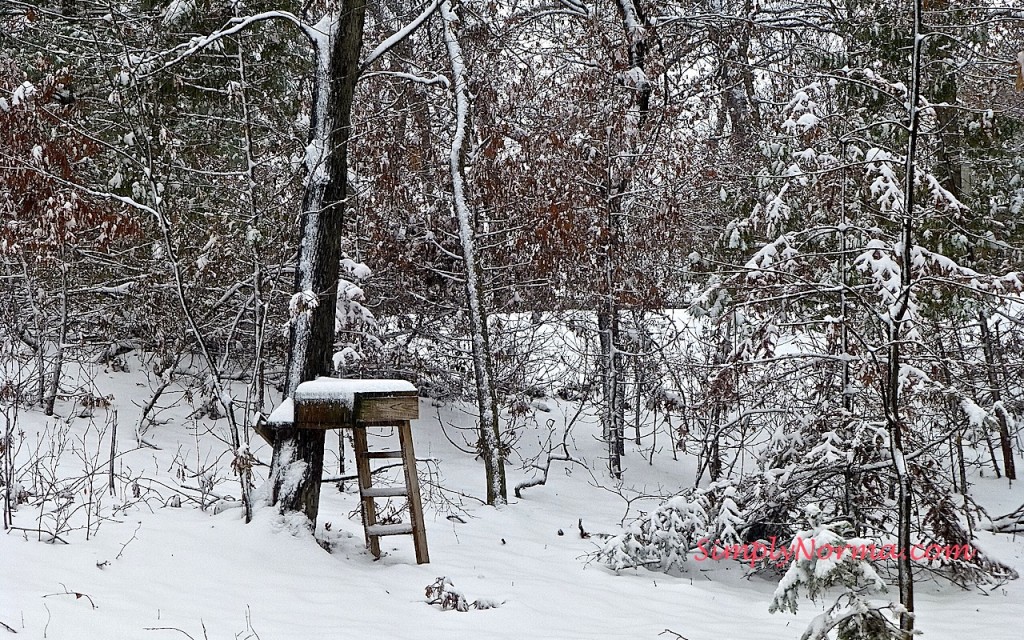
[3,359,1024,640]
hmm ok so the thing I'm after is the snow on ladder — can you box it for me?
[268,377,429,564]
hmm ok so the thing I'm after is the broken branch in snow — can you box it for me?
[514,446,586,498]
[983,503,1024,534]
[0,619,16,634]
[42,585,97,609]
[515,411,590,499]
[7,527,68,545]
[425,577,503,612]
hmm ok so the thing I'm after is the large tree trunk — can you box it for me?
[269,1,368,525]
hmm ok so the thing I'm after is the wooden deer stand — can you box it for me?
[268,378,429,564]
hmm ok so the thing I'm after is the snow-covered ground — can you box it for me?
[3,360,1023,639]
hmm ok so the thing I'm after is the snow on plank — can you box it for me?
[268,377,418,429]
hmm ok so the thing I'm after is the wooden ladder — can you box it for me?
[352,420,429,564]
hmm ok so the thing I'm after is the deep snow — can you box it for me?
[3,360,1023,639]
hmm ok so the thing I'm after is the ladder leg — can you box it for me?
[398,420,429,564]
[352,427,381,558]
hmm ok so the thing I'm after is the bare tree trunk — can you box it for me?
[598,306,624,478]
[270,2,368,526]
[709,405,722,481]
[598,0,652,480]
[20,262,47,407]
[228,19,265,524]
[634,357,643,446]
[887,1,924,632]
[43,261,69,417]
[1,402,16,530]
[441,0,506,505]
[979,311,1016,481]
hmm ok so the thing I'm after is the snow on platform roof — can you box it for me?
[294,377,417,405]
[266,378,417,426]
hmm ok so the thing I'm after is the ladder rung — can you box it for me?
[365,450,404,459]
[367,523,414,537]
[361,486,408,498]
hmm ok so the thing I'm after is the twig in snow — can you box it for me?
[116,522,142,560]
[0,619,17,633]
[143,628,197,640]
[241,605,261,640]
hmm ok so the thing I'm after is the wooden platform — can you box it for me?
[267,378,429,564]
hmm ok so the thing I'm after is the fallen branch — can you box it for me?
[984,503,1024,534]
[144,627,199,640]
[515,447,586,498]
[43,585,96,609]
[7,527,69,545]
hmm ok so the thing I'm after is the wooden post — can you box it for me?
[399,420,429,564]
[352,426,380,558]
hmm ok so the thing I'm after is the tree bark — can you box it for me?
[43,261,68,417]
[270,1,368,525]
[598,306,624,478]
